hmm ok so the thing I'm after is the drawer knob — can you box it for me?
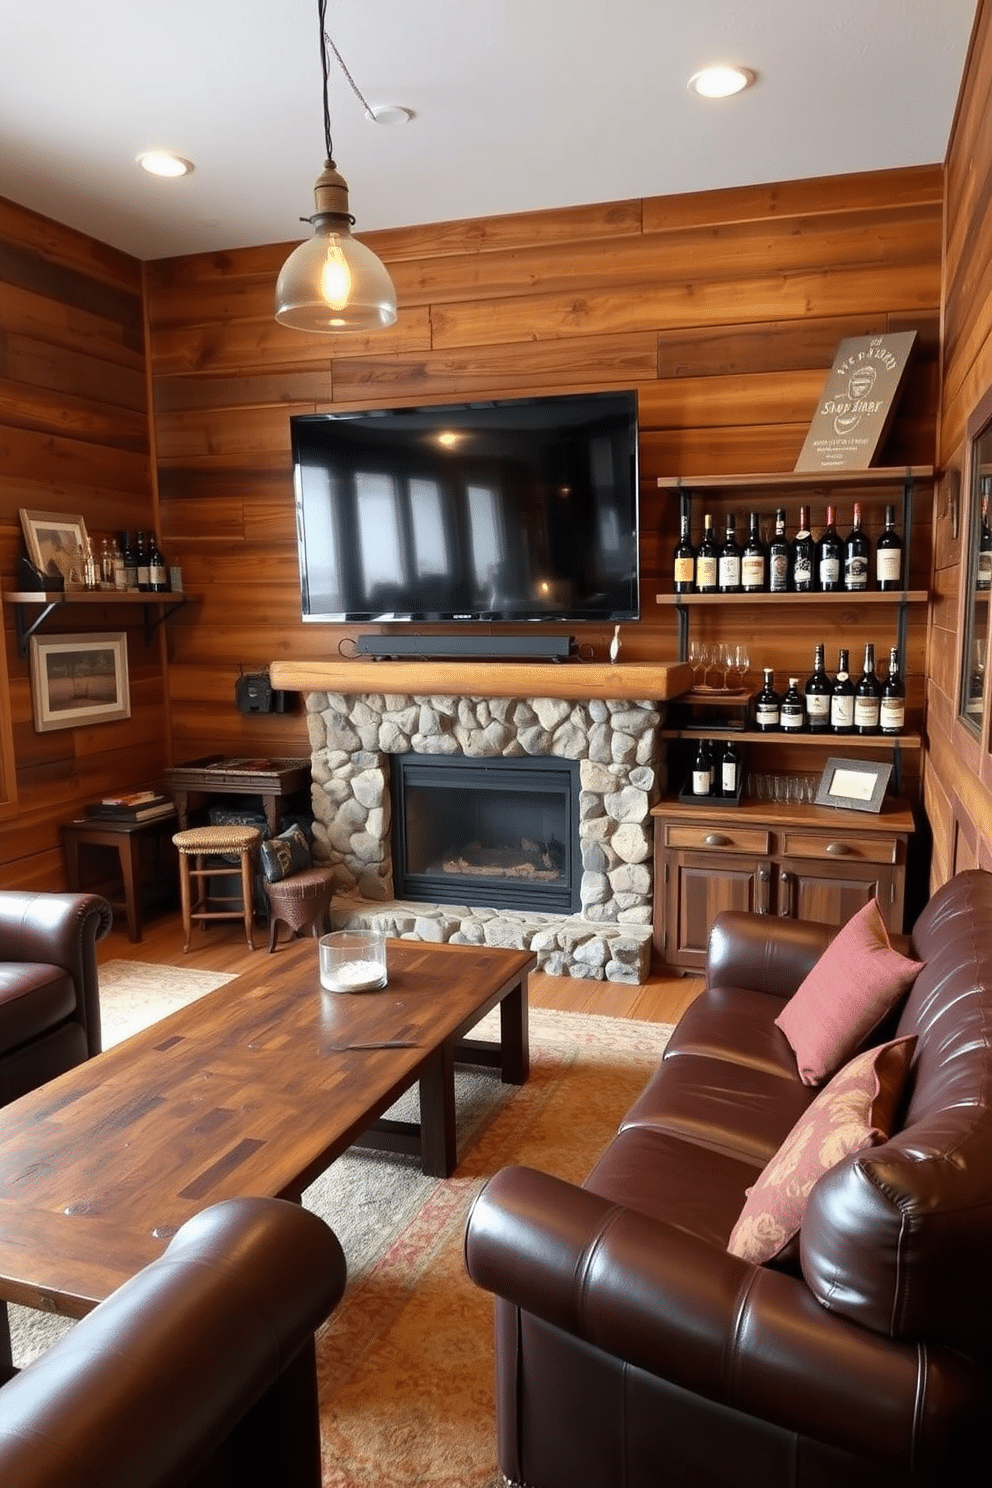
[703,832,731,847]
[826,841,852,856]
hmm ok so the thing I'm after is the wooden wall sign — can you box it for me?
[795,332,917,471]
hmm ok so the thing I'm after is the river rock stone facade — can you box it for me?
[304,690,665,983]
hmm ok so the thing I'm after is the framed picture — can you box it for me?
[814,756,892,814]
[29,633,130,734]
[19,509,90,589]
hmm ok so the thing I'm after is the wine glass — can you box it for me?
[726,645,750,692]
[689,640,710,690]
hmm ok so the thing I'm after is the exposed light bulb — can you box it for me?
[320,243,352,312]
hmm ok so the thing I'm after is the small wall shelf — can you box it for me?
[4,590,195,657]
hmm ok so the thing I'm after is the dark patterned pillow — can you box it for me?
[259,823,312,883]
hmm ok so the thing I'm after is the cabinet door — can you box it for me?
[781,860,898,931]
[662,851,771,969]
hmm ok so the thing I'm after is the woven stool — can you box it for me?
[263,866,335,952]
[172,825,262,952]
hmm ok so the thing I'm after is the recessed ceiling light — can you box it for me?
[137,151,194,178]
[364,105,414,126]
[688,66,755,99]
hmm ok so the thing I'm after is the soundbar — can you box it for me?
[355,634,574,661]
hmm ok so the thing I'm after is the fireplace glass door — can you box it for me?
[391,755,581,914]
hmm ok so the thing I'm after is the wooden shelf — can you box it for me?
[655,590,928,606]
[269,657,692,702]
[3,589,195,655]
[660,727,921,749]
[656,466,934,492]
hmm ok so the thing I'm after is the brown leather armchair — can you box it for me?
[0,1197,346,1488]
[0,890,112,1106]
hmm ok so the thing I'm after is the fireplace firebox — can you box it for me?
[391,754,582,914]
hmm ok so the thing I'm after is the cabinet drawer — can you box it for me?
[782,831,899,865]
[665,824,771,855]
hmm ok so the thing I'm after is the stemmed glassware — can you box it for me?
[689,640,710,690]
[725,645,750,692]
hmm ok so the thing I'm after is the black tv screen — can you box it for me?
[291,390,639,624]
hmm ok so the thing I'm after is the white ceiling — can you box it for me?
[0,1,979,263]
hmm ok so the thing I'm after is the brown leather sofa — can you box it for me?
[0,1196,346,1488]
[0,890,112,1105]
[466,868,992,1488]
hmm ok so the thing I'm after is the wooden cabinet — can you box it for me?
[652,798,914,970]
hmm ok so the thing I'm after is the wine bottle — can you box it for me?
[791,504,814,593]
[112,535,127,591]
[816,505,843,592]
[804,642,832,733]
[755,668,780,731]
[875,503,903,590]
[148,534,168,593]
[741,511,767,593]
[768,508,789,593]
[673,513,695,594]
[720,739,740,798]
[121,531,138,591]
[691,739,714,796]
[780,676,805,732]
[880,647,906,735]
[844,502,871,592]
[718,514,742,594]
[978,481,992,592]
[695,514,718,594]
[854,642,882,734]
[830,647,854,733]
[136,531,151,592]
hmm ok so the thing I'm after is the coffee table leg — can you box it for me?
[418,1042,457,1178]
[499,977,529,1084]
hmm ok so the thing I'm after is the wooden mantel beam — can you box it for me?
[269,658,692,703]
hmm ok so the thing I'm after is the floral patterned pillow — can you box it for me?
[726,1034,917,1266]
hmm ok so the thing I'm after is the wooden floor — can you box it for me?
[97,910,704,1025]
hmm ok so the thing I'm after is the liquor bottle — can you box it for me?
[673,513,695,594]
[978,480,992,592]
[804,642,832,733]
[791,504,814,593]
[718,513,742,594]
[112,535,127,591]
[136,531,151,592]
[780,676,805,732]
[875,503,903,590]
[148,534,168,593]
[120,531,138,590]
[768,508,789,593]
[816,505,843,592]
[755,668,780,731]
[880,646,906,735]
[83,540,99,591]
[854,642,882,734]
[691,739,714,796]
[830,647,855,733]
[844,502,871,592]
[741,511,767,593]
[695,514,718,594]
[720,739,740,798]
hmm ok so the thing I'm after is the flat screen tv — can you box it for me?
[291,390,639,624]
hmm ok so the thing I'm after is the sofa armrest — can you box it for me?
[0,1197,346,1488]
[466,1167,987,1472]
[0,892,112,1056]
[706,910,835,1000]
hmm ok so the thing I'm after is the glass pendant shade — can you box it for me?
[275,161,397,331]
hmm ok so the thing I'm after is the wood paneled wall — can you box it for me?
[145,166,943,804]
[0,198,163,888]
[929,0,992,880]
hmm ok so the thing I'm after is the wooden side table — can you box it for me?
[164,755,311,835]
[61,814,178,942]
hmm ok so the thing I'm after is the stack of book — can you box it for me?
[85,791,175,823]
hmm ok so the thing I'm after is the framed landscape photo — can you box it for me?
[29,632,130,733]
[814,756,892,814]
[19,509,90,589]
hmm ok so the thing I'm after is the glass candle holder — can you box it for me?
[319,930,388,993]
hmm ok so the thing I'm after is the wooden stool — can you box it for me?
[172,825,262,952]
[263,866,335,952]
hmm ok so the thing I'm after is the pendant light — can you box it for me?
[275,0,397,332]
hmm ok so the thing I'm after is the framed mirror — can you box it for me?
[959,424,992,737]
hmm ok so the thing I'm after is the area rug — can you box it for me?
[8,960,672,1487]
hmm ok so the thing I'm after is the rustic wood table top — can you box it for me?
[0,938,533,1318]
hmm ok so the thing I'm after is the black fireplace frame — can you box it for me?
[390,753,582,914]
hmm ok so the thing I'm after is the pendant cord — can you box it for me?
[318,0,375,165]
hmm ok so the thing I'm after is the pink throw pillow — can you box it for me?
[727,1035,917,1266]
[774,898,923,1086]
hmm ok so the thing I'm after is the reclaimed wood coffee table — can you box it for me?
[0,938,533,1324]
